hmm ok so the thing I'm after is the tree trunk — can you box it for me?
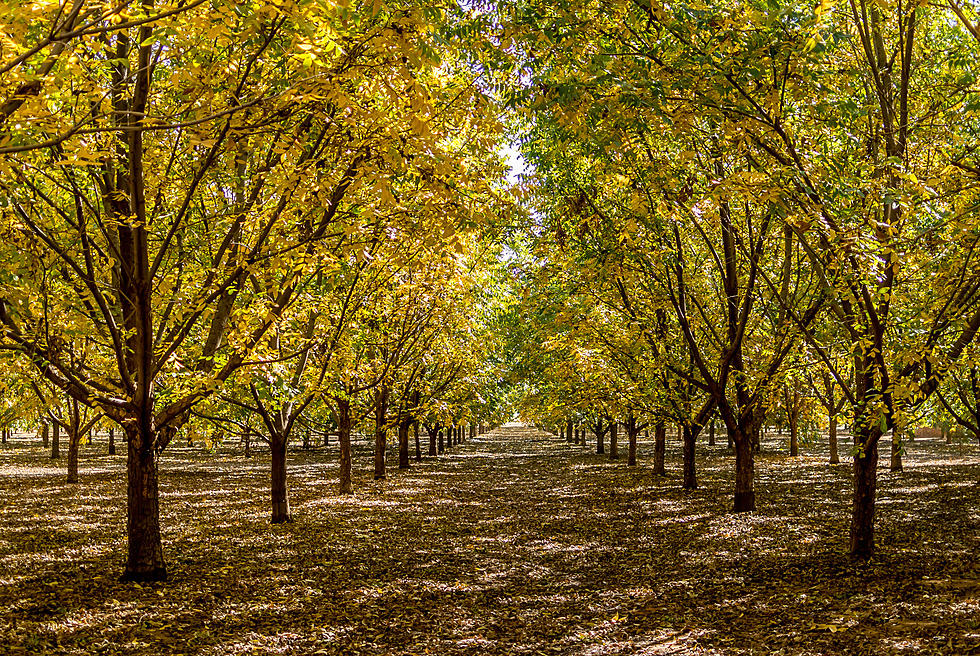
[829,415,839,464]
[850,434,879,558]
[337,398,352,495]
[596,421,605,455]
[609,421,619,460]
[708,420,716,446]
[626,415,638,467]
[374,386,389,480]
[51,422,60,459]
[470,423,476,441]
[566,418,573,444]
[682,424,697,490]
[789,398,800,457]
[398,420,410,469]
[890,432,902,472]
[108,426,116,455]
[67,428,80,484]
[414,422,421,461]
[42,422,49,449]
[438,427,445,454]
[428,425,437,457]
[122,426,166,582]
[574,427,580,444]
[733,427,755,511]
[270,435,291,523]
[653,422,666,476]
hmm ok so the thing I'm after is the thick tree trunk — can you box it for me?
[67,429,80,484]
[829,415,839,464]
[596,422,605,455]
[566,418,573,444]
[609,422,619,460]
[708,420,715,446]
[470,423,476,441]
[108,426,116,455]
[850,435,879,558]
[414,422,421,461]
[51,422,60,459]
[428,425,437,457]
[438,427,445,454]
[270,436,291,523]
[42,422,49,449]
[627,426,638,467]
[122,426,166,582]
[653,422,666,476]
[398,420,410,469]
[733,427,755,511]
[682,425,697,490]
[338,398,352,495]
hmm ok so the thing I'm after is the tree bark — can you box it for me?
[67,428,80,484]
[733,426,755,511]
[122,425,166,582]
[609,421,619,460]
[270,435,291,523]
[596,420,605,455]
[428,424,437,456]
[890,432,902,472]
[42,422,49,449]
[337,398,352,495]
[829,415,839,464]
[414,421,421,461]
[682,424,697,490]
[850,435,879,558]
[789,393,800,457]
[398,420,410,469]
[108,426,116,455]
[708,420,715,446]
[51,422,60,459]
[653,422,666,476]
[374,385,389,481]
[438,427,445,454]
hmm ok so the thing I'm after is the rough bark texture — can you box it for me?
[42,422,49,449]
[270,437,291,523]
[653,422,666,476]
[850,436,879,558]
[708,421,716,446]
[682,425,697,490]
[67,429,80,484]
[733,427,755,511]
[122,427,166,582]
[609,422,619,460]
[398,420,410,469]
[108,427,116,455]
[438,428,444,454]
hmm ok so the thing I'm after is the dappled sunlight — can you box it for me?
[0,426,978,654]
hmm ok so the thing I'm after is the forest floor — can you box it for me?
[0,426,978,656]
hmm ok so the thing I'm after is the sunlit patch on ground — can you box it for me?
[0,427,978,654]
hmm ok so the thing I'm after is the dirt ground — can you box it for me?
[0,426,978,655]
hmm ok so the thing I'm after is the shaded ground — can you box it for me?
[1,426,978,655]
